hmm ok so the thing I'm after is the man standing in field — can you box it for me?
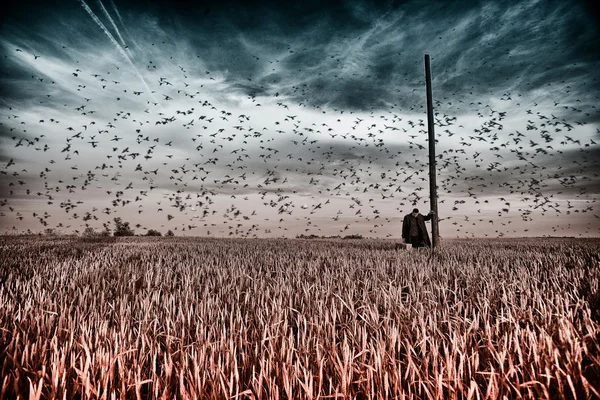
[402,208,435,248]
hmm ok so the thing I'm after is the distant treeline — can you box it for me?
[10,218,176,238]
[81,219,174,237]
[296,234,364,239]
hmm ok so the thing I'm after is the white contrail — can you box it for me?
[108,0,142,52]
[108,0,125,25]
[96,0,133,58]
[79,0,159,105]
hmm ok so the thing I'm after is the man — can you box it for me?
[402,208,435,248]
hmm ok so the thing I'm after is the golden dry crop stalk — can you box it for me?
[0,236,599,399]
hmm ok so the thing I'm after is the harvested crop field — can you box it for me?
[1,236,600,399]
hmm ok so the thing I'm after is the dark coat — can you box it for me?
[402,213,432,247]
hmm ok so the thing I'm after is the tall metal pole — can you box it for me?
[424,54,439,248]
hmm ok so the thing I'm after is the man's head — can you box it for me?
[412,208,419,217]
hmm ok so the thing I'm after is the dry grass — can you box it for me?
[1,236,599,399]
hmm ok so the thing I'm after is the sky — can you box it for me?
[1,0,599,238]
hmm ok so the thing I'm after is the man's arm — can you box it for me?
[423,211,435,221]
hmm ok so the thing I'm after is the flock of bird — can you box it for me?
[1,42,599,238]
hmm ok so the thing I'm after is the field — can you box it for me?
[1,236,599,399]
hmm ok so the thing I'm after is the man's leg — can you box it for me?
[409,236,421,248]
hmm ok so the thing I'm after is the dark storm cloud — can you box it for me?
[438,145,600,198]
[0,153,15,163]
[0,126,20,168]
[543,146,600,181]
[165,0,600,115]
[3,0,598,115]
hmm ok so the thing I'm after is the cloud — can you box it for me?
[0,0,598,237]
